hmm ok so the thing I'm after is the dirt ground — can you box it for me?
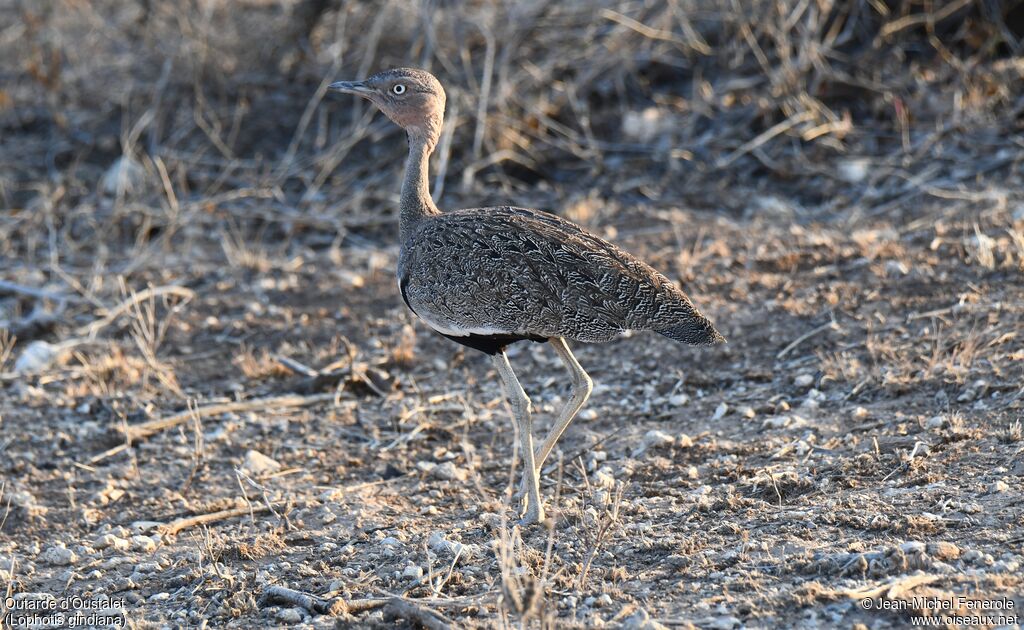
[2,1,1024,628]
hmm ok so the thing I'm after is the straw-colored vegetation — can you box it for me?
[1,1,1022,627]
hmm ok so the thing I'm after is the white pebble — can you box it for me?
[402,565,424,580]
[276,607,304,624]
[431,462,468,482]
[101,155,148,196]
[241,450,282,476]
[712,402,729,420]
[990,480,1010,493]
[15,341,66,374]
[838,157,870,183]
[794,374,814,387]
[633,430,674,456]
[593,466,616,489]
[40,545,77,566]
[621,607,670,630]
[925,415,946,430]
[762,416,791,430]
[131,535,158,553]
[94,534,130,551]
[668,393,690,406]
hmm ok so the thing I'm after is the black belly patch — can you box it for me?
[400,275,546,354]
[439,332,547,355]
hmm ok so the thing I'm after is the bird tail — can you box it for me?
[655,315,726,346]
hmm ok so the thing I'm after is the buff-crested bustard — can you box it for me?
[328,68,724,525]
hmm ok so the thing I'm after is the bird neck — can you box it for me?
[400,132,439,241]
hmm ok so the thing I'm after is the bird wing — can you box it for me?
[397,207,703,342]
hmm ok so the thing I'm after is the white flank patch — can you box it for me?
[410,303,510,337]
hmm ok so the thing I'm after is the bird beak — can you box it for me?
[328,80,374,97]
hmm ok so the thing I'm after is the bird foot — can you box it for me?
[518,505,546,527]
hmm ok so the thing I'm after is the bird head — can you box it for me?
[329,68,446,150]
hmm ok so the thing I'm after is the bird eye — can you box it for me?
[392,84,406,95]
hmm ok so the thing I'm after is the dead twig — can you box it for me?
[882,440,931,481]
[258,586,457,628]
[383,597,453,630]
[0,279,75,303]
[259,585,354,616]
[75,285,195,340]
[120,392,334,442]
[777,317,840,359]
[715,111,815,168]
[159,503,277,536]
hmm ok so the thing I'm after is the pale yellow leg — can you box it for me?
[493,351,545,524]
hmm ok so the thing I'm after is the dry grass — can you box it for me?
[1,0,1023,627]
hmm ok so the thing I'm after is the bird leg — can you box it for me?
[493,351,545,525]
[514,338,593,502]
[535,338,593,471]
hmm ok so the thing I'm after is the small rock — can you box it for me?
[633,430,674,456]
[428,532,449,553]
[762,415,791,430]
[402,565,424,580]
[686,465,699,479]
[131,535,157,553]
[622,607,670,630]
[989,480,1009,493]
[705,616,741,630]
[15,340,67,374]
[994,558,1020,573]
[276,607,304,624]
[580,409,598,420]
[668,393,690,406]
[134,561,162,574]
[676,433,694,448]
[927,542,960,560]
[380,537,402,548]
[40,545,77,566]
[593,466,616,489]
[101,155,148,196]
[712,402,729,420]
[430,462,468,482]
[794,374,814,388]
[6,490,47,518]
[852,406,869,419]
[130,521,162,534]
[585,450,608,472]
[738,406,755,419]
[838,158,870,183]
[241,450,282,476]
[427,532,474,560]
[963,549,994,566]
[884,260,909,276]
[925,415,946,430]
[94,534,130,551]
